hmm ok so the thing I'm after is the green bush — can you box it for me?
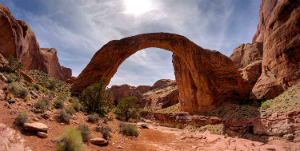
[176,125,181,129]
[47,79,56,90]
[48,91,55,99]
[58,95,68,101]
[34,98,50,111]
[56,127,85,151]
[79,77,114,116]
[87,114,99,123]
[54,99,64,109]
[58,110,72,123]
[15,111,29,125]
[32,84,40,91]
[6,76,13,83]
[100,124,111,139]
[4,55,23,73]
[115,96,139,121]
[7,82,26,96]
[66,107,76,115]
[72,101,81,112]
[77,124,91,143]
[119,122,139,137]
[261,101,270,109]
[19,87,28,98]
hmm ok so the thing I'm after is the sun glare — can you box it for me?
[124,0,153,16]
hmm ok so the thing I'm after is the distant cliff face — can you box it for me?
[0,3,71,81]
[110,79,179,109]
[252,0,282,43]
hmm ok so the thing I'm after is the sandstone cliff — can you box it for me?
[0,3,72,81]
[251,0,300,100]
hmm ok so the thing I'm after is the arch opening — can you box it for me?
[71,33,249,113]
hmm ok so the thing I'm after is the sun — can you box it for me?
[124,0,153,16]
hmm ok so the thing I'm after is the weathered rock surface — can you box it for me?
[73,33,249,112]
[37,132,48,138]
[252,0,281,43]
[23,122,49,132]
[252,0,300,100]
[240,60,262,89]
[0,123,26,151]
[229,42,263,69]
[0,4,72,81]
[90,138,108,145]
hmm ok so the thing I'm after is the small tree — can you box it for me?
[79,77,114,116]
[115,96,139,121]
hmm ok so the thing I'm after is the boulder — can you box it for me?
[229,42,263,69]
[23,123,49,132]
[0,4,72,81]
[239,60,262,89]
[252,0,300,100]
[37,132,48,138]
[72,33,249,113]
[90,138,108,145]
[8,99,16,104]
[30,91,38,99]
[0,89,6,100]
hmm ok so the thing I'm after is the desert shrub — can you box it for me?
[69,97,79,103]
[58,95,68,101]
[115,96,139,121]
[79,77,114,116]
[261,101,270,109]
[100,124,111,139]
[34,98,50,111]
[48,91,55,99]
[176,125,181,129]
[77,124,91,143]
[72,101,81,112]
[54,99,64,109]
[224,133,228,138]
[19,87,28,98]
[103,117,108,124]
[66,106,76,115]
[56,127,85,151]
[24,95,30,102]
[6,76,13,83]
[7,82,22,96]
[47,79,56,90]
[119,122,139,137]
[51,106,55,110]
[32,84,40,91]
[58,110,72,123]
[15,111,29,125]
[87,114,99,123]
[4,55,23,73]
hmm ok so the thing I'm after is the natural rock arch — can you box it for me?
[71,33,249,113]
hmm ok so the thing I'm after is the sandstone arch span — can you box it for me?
[71,33,249,112]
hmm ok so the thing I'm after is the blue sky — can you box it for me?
[0,0,261,87]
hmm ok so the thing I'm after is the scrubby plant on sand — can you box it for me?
[57,110,72,123]
[56,127,85,151]
[119,122,139,137]
[66,106,76,115]
[15,111,29,125]
[100,124,112,139]
[54,99,64,109]
[77,124,91,143]
[79,77,114,116]
[115,96,139,121]
[34,97,50,112]
[7,82,28,98]
[87,114,99,123]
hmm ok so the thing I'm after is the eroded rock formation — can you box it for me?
[72,33,249,112]
[0,3,71,81]
[251,0,300,100]
[252,0,281,43]
[229,42,263,69]
[239,60,262,89]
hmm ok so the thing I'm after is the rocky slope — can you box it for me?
[0,3,71,81]
[110,79,179,109]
